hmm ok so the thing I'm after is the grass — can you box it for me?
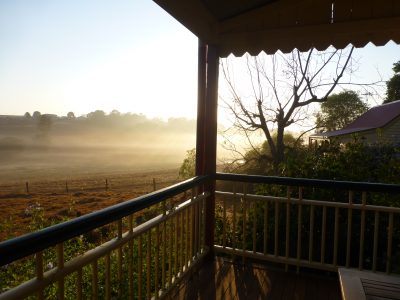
[0,168,180,241]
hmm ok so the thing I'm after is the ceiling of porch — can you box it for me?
[154,0,400,56]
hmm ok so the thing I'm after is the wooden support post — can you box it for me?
[196,40,219,260]
[196,40,207,178]
[105,179,109,191]
[65,181,69,193]
[153,178,156,191]
[26,181,29,194]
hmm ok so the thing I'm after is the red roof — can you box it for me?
[312,100,400,138]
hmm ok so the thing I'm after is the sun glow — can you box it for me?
[0,1,198,119]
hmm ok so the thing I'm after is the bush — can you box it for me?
[282,139,400,184]
[179,148,196,179]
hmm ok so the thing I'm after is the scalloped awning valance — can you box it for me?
[154,0,400,57]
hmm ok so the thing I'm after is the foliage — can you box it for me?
[232,134,400,185]
[316,90,369,131]
[230,132,302,175]
[282,138,400,184]
[67,111,75,119]
[217,139,400,275]
[32,111,41,119]
[179,148,196,179]
[384,61,400,104]
[87,110,106,120]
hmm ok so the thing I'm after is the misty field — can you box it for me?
[0,168,180,242]
[0,113,198,241]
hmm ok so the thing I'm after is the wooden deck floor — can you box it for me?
[169,257,342,300]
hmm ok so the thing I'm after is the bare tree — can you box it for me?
[220,46,382,172]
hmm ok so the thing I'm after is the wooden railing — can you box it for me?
[214,173,400,275]
[2,172,400,299]
[0,176,210,300]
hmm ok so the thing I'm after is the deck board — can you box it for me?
[168,257,341,300]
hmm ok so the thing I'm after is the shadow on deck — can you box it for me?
[169,257,341,300]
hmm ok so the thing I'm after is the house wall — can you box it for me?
[331,130,376,144]
[333,116,400,144]
[382,115,400,144]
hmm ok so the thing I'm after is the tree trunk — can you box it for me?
[274,124,285,173]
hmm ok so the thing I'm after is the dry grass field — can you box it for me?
[0,168,180,241]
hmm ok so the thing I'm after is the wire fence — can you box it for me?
[0,174,180,196]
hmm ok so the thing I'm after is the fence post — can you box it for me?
[25,181,29,194]
[105,179,109,191]
[65,181,69,193]
[153,178,156,191]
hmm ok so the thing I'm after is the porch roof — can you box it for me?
[154,0,400,56]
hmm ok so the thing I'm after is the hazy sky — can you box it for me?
[0,0,399,119]
[0,0,198,118]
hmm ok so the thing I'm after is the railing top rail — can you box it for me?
[0,175,210,266]
[216,172,400,193]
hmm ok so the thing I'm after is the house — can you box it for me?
[310,100,400,144]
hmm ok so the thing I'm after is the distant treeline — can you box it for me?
[0,110,195,132]
[0,110,196,165]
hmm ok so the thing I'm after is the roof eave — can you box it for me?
[154,0,400,57]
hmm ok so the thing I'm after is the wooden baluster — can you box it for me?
[57,243,65,300]
[309,205,315,263]
[275,200,280,257]
[128,215,134,300]
[233,183,237,251]
[264,201,269,255]
[297,187,303,273]
[185,207,190,270]
[372,211,379,272]
[190,187,196,259]
[174,213,179,278]
[117,220,123,297]
[386,212,394,274]
[92,260,99,299]
[252,200,257,253]
[180,211,184,273]
[359,191,366,270]
[146,231,151,300]
[138,235,143,300]
[105,253,111,300]
[162,220,167,291]
[77,268,83,300]
[168,219,173,287]
[285,187,291,271]
[346,191,353,268]
[321,206,327,265]
[155,225,160,298]
[36,251,44,300]
[194,196,199,255]
[223,196,227,248]
[242,184,247,262]
[333,207,339,267]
